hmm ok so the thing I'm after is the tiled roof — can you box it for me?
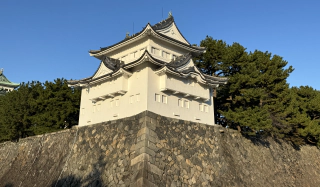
[102,56,123,71]
[89,16,204,56]
[69,51,227,87]
[152,16,174,30]
[0,72,19,87]
[167,53,192,68]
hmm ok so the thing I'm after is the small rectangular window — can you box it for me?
[136,94,140,102]
[81,108,85,115]
[151,47,159,55]
[93,105,96,113]
[130,95,134,104]
[204,105,209,112]
[172,55,176,60]
[97,104,101,112]
[155,94,160,102]
[140,48,146,55]
[178,99,183,107]
[121,55,127,61]
[110,100,114,107]
[162,95,167,104]
[199,104,203,111]
[162,51,170,59]
[184,100,189,109]
[115,99,119,106]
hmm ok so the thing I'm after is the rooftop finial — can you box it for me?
[0,68,3,74]
[125,32,130,39]
[168,11,172,18]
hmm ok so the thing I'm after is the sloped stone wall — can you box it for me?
[0,111,320,187]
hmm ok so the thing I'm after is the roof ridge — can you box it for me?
[152,16,174,30]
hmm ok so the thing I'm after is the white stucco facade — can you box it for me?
[69,15,227,126]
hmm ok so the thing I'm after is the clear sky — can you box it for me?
[1,0,319,90]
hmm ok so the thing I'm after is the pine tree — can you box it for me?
[195,37,295,139]
[0,78,81,142]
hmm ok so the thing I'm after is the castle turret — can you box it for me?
[0,69,19,96]
[68,15,227,126]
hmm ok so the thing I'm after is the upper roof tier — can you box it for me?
[0,69,19,88]
[68,50,227,88]
[88,15,205,59]
[68,15,227,88]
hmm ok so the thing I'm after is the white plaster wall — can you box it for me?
[146,65,215,125]
[161,74,210,100]
[78,64,149,126]
[148,38,190,62]
[107,37,190,65]
[92,63,113,79]
[79,35,215,126]
[109,38,149,64]
[0,85,15,91]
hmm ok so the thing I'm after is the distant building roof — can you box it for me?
[0,69,20,88]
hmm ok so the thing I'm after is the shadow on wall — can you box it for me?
[51,174,103,187]
[50,175,81,187]
[50,161,104,187]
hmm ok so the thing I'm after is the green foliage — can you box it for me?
[195,36,320,147]
[287,87,320,146]
[0,78,80,142]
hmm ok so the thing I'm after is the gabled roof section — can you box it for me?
[92,62,113,79]
[152,16,175,30]
[69,57,126,86]
[88,16,205,58]
[68,67,132,87]
[92,56,125,79]
[0,70,19,88]
[152,16,190,45]
[154,53,228,87]
[123,50,166,69]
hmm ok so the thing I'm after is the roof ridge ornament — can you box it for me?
[125,32,130,39]
[0,68,3,75]
[168,11,172,18]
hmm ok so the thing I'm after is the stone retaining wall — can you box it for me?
[0,111,320,186]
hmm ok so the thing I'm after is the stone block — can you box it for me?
[140,134,159,144]
[139,147,156,157]
[147,162,163,176]
[131,178,158,187]
[131,153,151,166]
[135,140,148,150]
[137,127,149,137]
[141,121,157,131]
[148,129,158,138]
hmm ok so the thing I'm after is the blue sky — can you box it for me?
[1,0,319,90]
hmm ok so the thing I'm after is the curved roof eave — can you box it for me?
[123,50,166,69]
[155,65,211,86]
[89,23,152,57]
[89,20,205,57]
[69,67,133,87]
[0,82,19,87]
